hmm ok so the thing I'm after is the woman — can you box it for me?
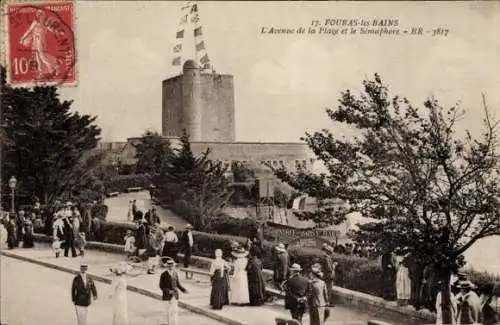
[230,247,250,305]
[308,264,329,325]
[479,283,499,325]
[22,218,35,248]
[246,251,266,306]
[162,226,179,261]
[109,262,140,325]
[396,255,411,306]
[209,249,230,310]
[7,218,18,249]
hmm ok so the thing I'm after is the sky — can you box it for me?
[42,1,500,142]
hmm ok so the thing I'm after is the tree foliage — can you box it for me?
[133,130,173,175]
[2,84,102,205]
[153,130,231,228]
[273,74,500,322]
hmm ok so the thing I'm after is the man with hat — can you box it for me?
[71,263,98,325]
[321,244,337,307]
[159,258,188,325]
[179,223,194,268]
[273,243,289,290]
[62,202,77,258]
[455,280,480,325]
[284,263,309,324]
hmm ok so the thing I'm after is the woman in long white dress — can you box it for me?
[230,247,250,305]
[396,255,411,306]
[109,262,140,325]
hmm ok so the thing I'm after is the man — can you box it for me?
[284,263,309,324]
[273,243,289,290]
[71,263,98,325]
[456,280,480,325]
[159,258,188,325]
[180,224,194,267]
[381,249,397,301]
[151,208,160,225]
[62,203,77,257]
[322,244,337,306]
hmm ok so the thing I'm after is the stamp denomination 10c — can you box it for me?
[4,1,76,86]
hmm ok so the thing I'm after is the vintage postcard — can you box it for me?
[1,1,499,325]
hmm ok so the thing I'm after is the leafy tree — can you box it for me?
[154,130,231,228]
[2,85,102,205]
[274,74,500,323]
[231,161,255,182]
[133,130,173,175]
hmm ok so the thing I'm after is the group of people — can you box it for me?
[51,202,87,258]
[71,256,188,325]
[124,216,195,275]
[0,208,36,249]
[434,275,499,325]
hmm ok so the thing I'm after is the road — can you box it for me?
[0,256,223,325]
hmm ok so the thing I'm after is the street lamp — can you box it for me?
[8,176,17,213]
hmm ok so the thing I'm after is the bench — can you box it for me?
[126,187,144,193]
[179,267,211,280]
[106,192,119,197]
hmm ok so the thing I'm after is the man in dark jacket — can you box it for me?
[274,243,289,290]
[159,258,188,325]
[71,263,98,325]
[179,224,194,267]
[62,212,77,257]
[284,263,309,324]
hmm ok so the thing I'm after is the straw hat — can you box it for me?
[275,243,286,252]
[457,280,475,290]
[186,223,193,229]
[110,262,128,275]
[290,263,302,272]
[165,258,176,266]
[232,247,249,258]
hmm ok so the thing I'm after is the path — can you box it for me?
[0,256,223,325]
[104,190,187,229]
[1,244,374,325]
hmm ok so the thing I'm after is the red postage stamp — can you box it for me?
[4,2,76,86]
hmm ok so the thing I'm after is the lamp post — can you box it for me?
[8,176,17,213]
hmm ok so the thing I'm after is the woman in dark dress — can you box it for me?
[7,218,18,249]
[209,249,230,310]
[246,252,266,306]
[22,218,35,248]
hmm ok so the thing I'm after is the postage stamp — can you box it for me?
[3,1,76,86]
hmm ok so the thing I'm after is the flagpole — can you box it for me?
[192,1,200,71]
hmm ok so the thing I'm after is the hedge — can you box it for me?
[104,174,151,194]
[85,221,500,297]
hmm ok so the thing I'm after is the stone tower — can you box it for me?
[162,60,235,142]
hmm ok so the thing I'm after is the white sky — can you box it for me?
[55,1,500,142]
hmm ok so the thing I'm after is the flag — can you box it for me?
[194,26,202,37]
[181,1,192,10]
[195,41,205,51]
[190,13,199,24]
[176,30,184,39]
[202,63,211,70]
[173,44,182,53]
[172,57,181,66]
[190,4,198,13]
[179,14,188,24]
[200,53,210,64]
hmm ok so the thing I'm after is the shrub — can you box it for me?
[53,220,500,298]
[204,215,257,238]
[104,174,151,194]
[91,203,109,221]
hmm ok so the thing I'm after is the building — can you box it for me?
[100,2,312,180]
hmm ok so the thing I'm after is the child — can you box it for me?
[75,232,86,256]
[52,238,63,258]
[124,230,136,257]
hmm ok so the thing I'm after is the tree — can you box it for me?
[154,130,231,228]
[274,74,500,323]
[231,161,255,182]
[2,85,102,205]
[133,130,173,175]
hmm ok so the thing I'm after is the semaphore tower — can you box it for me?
[162,1,235,142]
